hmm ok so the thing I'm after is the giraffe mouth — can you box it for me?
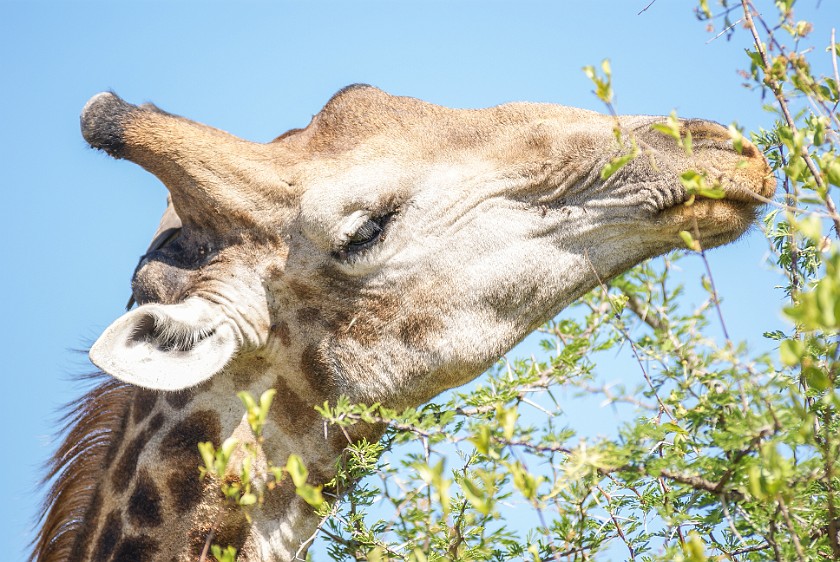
[656,197,761,248]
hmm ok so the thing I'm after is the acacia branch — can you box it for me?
[618,287,667,331]
[741,0,840,238]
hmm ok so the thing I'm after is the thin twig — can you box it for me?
[637,0,657,15]
[742,0,840,238]
[198,529,215,562]
[777,497,806,562]
[822,410,840,558]
[595,483,636,559]
[832,29,839,113]
[706,17,744,44]
[584,250,675,421]
[619,288,667,331]
[730,542,773,556]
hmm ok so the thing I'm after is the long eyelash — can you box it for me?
[337,212,396,261]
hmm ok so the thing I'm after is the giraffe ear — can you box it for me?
[89,298,239,391]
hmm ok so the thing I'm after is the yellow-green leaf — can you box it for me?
[601,152,636,180]
[461,477,491,515]
[285,454,309,488]
[779,338,803,366]
[296,484,325,507]
[679,230,701,252]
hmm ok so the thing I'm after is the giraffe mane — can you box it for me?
[31,372,133,562]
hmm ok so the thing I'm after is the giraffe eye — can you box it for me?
[345,213,395,254]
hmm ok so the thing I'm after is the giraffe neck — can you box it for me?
[57,363,369,562]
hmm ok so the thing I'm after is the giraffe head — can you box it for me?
[82,85,773,407]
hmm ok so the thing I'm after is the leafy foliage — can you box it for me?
[214,1,840,560]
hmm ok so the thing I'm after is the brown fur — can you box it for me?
[42,86,773,561]
[31,374,133,562]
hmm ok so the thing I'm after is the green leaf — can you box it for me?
[728,124,745,153]
[697,187,726,199]
[507,461,543,501]
[296,484,325,507]
[803,365,831,391]
[285,454,309,488]
[198,442,216,475]
[821,154,840,187]
[784,155,807,181]
[582,59,614,104]
[211,545,238,562]
[679,170,705,192]
[461,477,491,515]
[679,230,701,252]
[601,151,637,180]
[469,424,491,455]
[683,532,708,562]
[496,404,518,440]
[239,493,257,506]
[779,338,803,366]
[797,214,823,241]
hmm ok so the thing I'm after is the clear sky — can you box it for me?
[1,1,832,559]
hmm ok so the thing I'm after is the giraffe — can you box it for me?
[33,85,774,561]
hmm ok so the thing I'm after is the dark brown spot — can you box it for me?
[112,432,150,494]
[132,389,158,424]
[91,509,122,561]
[187,508,249,558]
[329,422,385,452]
[365,293,400,323]
[215,507,249,550]
[398,313,444,348]
[301,344,335,393]
[158,411,220,516]
[148,412,165,434]
[166,456,206,514]
[307,465,331,487]
[127,469,163,528]
[338,312,381,346]
[271,320,292,347]
[103,406,131,468]
[165,390,193,410]
[112,534,160,560]
[288,278,317,300]
[329,426,352,452]
[160,410,221,457]
[110,410,166,494]
[233,367,253,389]
[296,306,322,325]
[68,488,103,559]
[333,293,402,346]
[188,528,212,558]
[271,377,319,433]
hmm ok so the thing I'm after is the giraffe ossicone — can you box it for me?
[35,85,774,561]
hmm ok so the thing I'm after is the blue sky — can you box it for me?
[1,1,832,559]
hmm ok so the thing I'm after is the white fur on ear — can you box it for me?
[89,298,239,390]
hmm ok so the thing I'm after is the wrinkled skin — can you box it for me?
[38,85,774,562]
